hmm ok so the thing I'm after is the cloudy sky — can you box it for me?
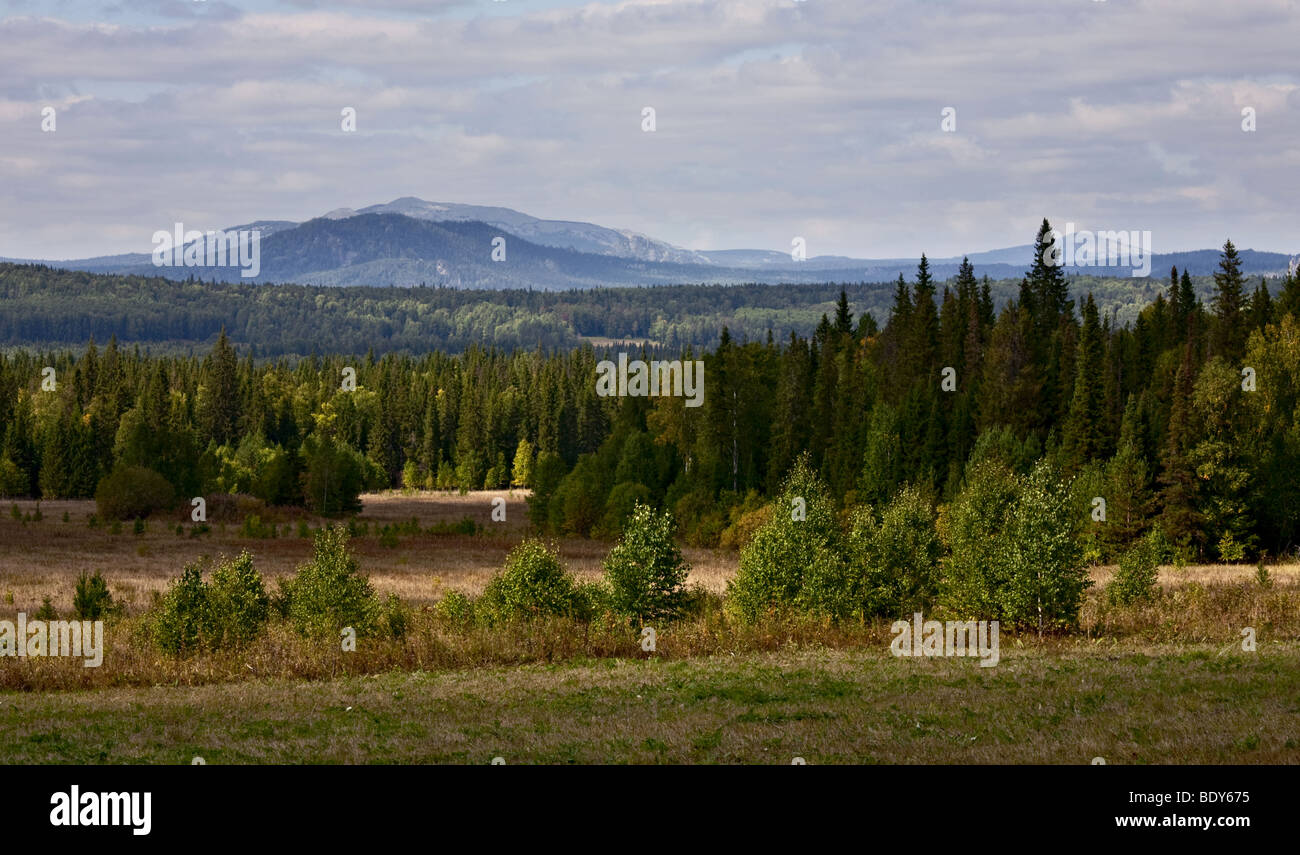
[2,0,1297,261]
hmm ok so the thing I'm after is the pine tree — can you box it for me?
[205,328,240,446]
[1063,294,1105,470]
[909,255,939,381]
[1211,240,1247,361]
[1102,396,1156,555]
[834,288,853,335]
[1157,346,1202,556]
[1248,279,1273,332]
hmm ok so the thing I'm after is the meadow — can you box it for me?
[0,491,1296,763]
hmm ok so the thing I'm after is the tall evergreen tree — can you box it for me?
[1063,294,1106,470]
[1211,240,1247,361]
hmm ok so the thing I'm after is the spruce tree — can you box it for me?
[1157,346,1202,555]
[1063,294,1105,470]
[1211,240,1247,361]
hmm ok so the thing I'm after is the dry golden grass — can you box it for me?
[2,492,1297,694]
[0,492,736,613]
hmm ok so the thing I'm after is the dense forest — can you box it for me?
[2,220,1298,564]
[0,260,1267,355]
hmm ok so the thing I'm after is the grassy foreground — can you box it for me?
[4,644,1298,764]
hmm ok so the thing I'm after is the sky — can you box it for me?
[2,0,1297,261]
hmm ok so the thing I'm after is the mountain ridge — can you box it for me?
[3,197,1292,289]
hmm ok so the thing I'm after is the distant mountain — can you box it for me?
[328,197,713,265]
[4,197,1292,288]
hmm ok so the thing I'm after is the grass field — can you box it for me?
[3,645,1297,764]
[1,492,1297,764]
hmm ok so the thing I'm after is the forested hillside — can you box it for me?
[0,258,1278,354]
[2,222,1297,563]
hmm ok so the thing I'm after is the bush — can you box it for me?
[151,553,271,654]
[1108,533,1161,606]
[208,551,270,646]
[379,593,408,640]
[602,502,690,622]
[845,485,941,618]
[718,493,772,551]
[152,562,214,655]
[434,589,475,624]
[281,526,380,637]
[999,461,1090,632]
[73,570,116,620]
[239,513,276,538]
[940,458,1022,619]
[478,539,585,623]
[34,596,57,620]
[94,466,174,521]
[729,456,842,622]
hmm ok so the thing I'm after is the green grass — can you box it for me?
[3,644,1298,764]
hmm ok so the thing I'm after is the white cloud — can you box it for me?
[0,0,1297,259]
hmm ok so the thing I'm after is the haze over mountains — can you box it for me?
[6,197,1292,290]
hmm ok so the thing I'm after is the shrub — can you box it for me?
[208,551,270,646]
[999,461,1089,632]
[34,596,57,620]
[132,517,146,535]
[478,539,584,623]
[602,502,690,622]
[401,460,422,492]
[239,513,276,538]
[1108,533,1161,606]
[940,458,1022,619]
[152,562,215,655]
[151,553,271,654]
[846,484,942,618]
[379,593,408,640]
[94,466,174,521]
[73,570,116,620]
[718,494,773,551]
[729,456,842,622]
[281,527,380,637]
[1255,561,1272,589]
[434,589,475,624]
[0,457,27,498]
[428,517,479,535]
